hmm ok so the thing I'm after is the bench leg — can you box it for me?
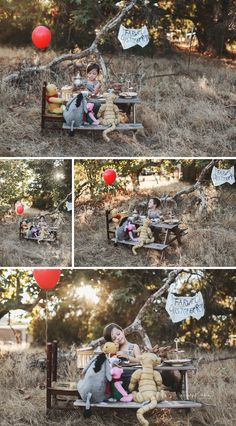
[186,408,191,426]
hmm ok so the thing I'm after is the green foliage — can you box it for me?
[0,0,46,45]
[0,160,71,217]
[1,269,235,349]
[1,0,234,54]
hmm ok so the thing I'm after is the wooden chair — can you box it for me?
[41,81,64,130]
[47,341,78,411]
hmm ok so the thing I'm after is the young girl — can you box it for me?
[147,197,163,219]
[103,323,141,364]
[85,63,101,96]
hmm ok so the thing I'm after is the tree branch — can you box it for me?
[89,269,185,349]
[172,159,217,201]
[3,0,139,84]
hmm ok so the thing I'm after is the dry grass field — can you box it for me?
[0,46,235,157]
[74,180,236,267]
[0,208,72,267]
[0,346,235,426]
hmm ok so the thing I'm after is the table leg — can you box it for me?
[184,371,189,400]
[173,226,182,245]
[133,104,136,123]
[161,229,170,261]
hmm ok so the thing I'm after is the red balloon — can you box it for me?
[103,169,117,185]
[32,26,51,49]
[16,203,24,215]
[33,269,61,290]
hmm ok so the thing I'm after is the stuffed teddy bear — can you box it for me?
[85,102,99,125]
[103,341,119,356]
[45,83,64,114]
[129,353,166,426]
[110,366,133,402]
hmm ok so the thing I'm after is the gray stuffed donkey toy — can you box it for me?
[77,352,112,417]
[63,93,87,136]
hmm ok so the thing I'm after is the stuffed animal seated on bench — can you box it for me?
[77,349,112,417]
[132,218,154,255]
[129,353,166,426]
[63,93,88,136]
[46,83,64,114]
[97,92,120,142]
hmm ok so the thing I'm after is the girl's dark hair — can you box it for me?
[150,197,161,208]
[87,63,100,74]
[103,323,123,342]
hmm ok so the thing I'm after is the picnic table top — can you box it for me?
[71,93,141,104]
[121,363,196,371]
[134,220,181,230]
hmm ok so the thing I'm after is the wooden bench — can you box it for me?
[73,398,202,425]
[41,81,143,133]
[46,342,202,425]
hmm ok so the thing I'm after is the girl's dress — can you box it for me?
[120,343,136,391]
[147,208,162,219]
[85,80,100,93]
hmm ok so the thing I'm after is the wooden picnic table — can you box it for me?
[41,81,143,131]
[122,363,196,400]
[105,210,188,260]
[134,219,187,259]
[46,342,202,425]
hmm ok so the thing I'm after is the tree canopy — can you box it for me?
[0,0,235,55]
[0,268,235,349]
[0,159,71,218]
[74,159,236,200]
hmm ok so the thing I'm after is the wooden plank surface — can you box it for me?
[73,399,202,409]
[135,221,180,230]
[111,238,168,251]
[62,123,143,131]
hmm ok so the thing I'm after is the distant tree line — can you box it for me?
[0,0,235,56]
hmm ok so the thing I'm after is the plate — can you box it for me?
[163,219,179,224]
[163,358,191,366]
[119,92,137,98]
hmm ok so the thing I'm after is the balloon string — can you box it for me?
[45,290,48,349]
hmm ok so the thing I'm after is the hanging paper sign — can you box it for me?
[118,25,149,50]
[66,201,72,211]
[211,166,235,186]
[166,291,205,323]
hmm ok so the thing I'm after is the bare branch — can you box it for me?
[3,0,139,84]
[89,269,185,349]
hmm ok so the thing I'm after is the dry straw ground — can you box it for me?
[0,208,72,267]
[74,180,236,267]
[0,47,235,157]
[0,346,235,426]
